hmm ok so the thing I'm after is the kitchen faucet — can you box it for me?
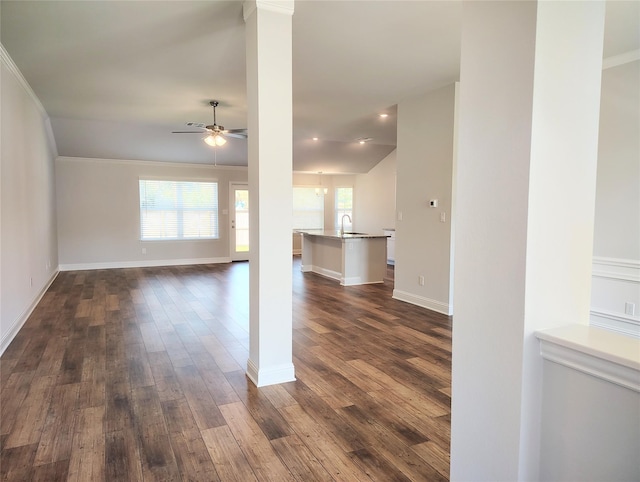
[340,214,352,237]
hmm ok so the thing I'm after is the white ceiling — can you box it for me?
[1,1,638,173]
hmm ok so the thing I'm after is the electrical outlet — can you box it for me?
[440,212,446,223]
[418,275,425,286]
[29,277,33,288]
[397,211,403,221]
[142,248,147,255]
[625,302,636,316]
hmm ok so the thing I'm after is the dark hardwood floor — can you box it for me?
[0,257,452,481]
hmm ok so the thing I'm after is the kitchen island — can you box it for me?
[299,230,389,286]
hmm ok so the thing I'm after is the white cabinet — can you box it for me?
[383,229,395,265]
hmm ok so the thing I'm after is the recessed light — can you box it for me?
[379,113,388,118]
[356,137,373,144]
[312,137,318,141]
[359,140,366,144]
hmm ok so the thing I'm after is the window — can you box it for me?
[139,179,219,240]
[292,187,324,230]
[335,187,353,230]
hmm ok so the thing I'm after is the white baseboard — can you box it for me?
[246,359,296,387]
[392,289,452,316]
[1,270,59,356]
[59,257,232,271]
[341,276,383,286]
[301,265,342,282]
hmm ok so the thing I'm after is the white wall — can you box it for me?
[353,149,396,235]
[1,50,59,354]
[394,83,456,315]
[56,157,247,269]
[539,361,640,481]
[591,59,640,336]
[451,2,606,480]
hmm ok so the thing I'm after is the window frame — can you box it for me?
[138,177,220,241]
[292,185,325,231]
[334,186,354,231]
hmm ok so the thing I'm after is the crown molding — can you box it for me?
[0,43,48,119]
[1,43,59,157]
[55,156,248,171]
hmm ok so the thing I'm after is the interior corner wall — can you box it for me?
[354,149,396,235]
[1,58,59,354]
[590,60,640,335]
[55,157,247,269]
[394,83,456,315]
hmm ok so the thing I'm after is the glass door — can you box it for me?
[230,183,249,261]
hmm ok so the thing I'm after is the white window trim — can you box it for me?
[139,178,220,241]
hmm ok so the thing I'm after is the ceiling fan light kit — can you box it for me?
[172,100,247,147]
[204,133,227,146]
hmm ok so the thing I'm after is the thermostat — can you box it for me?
[429,199,438,208]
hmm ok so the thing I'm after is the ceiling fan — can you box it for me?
[172,100,247,146]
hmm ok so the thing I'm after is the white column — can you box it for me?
[243,0,295,387]
[450,1,605,480]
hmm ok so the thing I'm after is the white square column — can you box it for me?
[243,0,295,387]
[451,1,605,480]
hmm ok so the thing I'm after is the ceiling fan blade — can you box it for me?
[175,103,246,142]
[222,128,248,139]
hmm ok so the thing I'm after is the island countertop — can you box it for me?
[297,230,389,239]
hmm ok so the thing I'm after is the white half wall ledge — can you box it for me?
[591,309,640,338]
[590,257,640,337]
[536,325,640,392]
[392,289,452,316]
[592,256,640,282]
[58,257,232,271]
[246,359,296,388]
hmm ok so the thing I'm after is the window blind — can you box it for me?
[139,179,219,240]
[292,187,324,230]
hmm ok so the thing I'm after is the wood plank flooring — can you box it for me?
[0,258,452,481]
